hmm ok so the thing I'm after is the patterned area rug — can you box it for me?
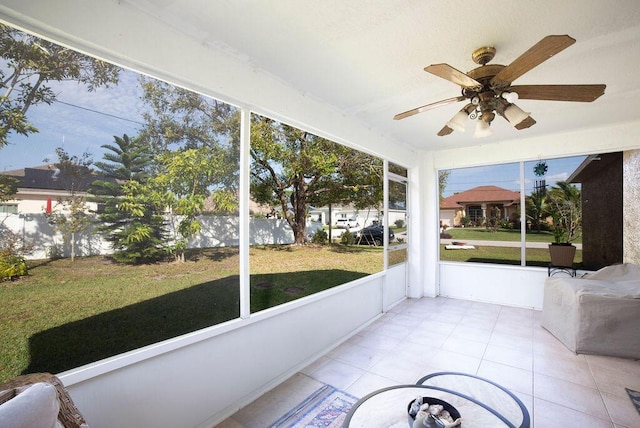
[627,388,640,415]
[271,385,358,427]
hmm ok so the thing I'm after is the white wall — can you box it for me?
[439,262,549,309]
[1,213,322,259]
[60,275,384,428]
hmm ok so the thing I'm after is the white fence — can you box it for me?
[1,213,322,260]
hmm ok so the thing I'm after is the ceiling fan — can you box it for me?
[394,35,606,137]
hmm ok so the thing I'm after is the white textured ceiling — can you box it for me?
[74,1,640,151]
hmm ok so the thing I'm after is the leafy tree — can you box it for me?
[0,175,18,202]
[138,78,241,260]
[150,146,237,262]
[525,188,548,233]
[45,148,94,262]
[138,77,239,155]
[90,134,164,263]
[439,170,450,202]
[112,180,167,264]
[0,24,120,148]
[251,116,383,244]
[547,181,581,243]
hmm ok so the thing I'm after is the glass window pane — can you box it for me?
[524,156,587,268]
[0,24,240,381]
[389,162,408,178]
[249,113,384,313]
[439,163,521,265]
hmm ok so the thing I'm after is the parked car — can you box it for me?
[335,218,359,228]
[354,225,394,246]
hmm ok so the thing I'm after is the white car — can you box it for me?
[335,218,359,228]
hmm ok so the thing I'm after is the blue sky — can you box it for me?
[442,156,586,198]
[0,69,145,172]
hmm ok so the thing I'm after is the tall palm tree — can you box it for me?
[546,181,581,243]
[525,189,548,233]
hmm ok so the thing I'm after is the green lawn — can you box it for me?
[0,245,383,383]
[443,227,582,243]
[440,244,583,267]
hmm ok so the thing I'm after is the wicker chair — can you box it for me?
[0,372,88,428]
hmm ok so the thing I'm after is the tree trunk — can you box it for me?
[70,231,75,262]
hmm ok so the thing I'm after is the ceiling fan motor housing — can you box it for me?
[472,46,496,65]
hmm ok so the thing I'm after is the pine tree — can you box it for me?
[91,134,165,263]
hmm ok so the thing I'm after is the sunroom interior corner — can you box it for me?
[1,1,640,427]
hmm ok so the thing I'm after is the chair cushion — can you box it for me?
[0,382,60,428]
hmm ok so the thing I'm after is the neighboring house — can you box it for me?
[440,185,520,227]
[0,165,102,214]
[568,152,623,270]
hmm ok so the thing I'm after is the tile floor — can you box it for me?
[217,297,640,427]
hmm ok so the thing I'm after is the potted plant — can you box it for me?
[546,182,581,267]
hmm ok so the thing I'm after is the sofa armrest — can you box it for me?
[0,373,88,428]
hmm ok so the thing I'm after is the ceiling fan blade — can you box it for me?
[437,125,454,136]
[425,64,482,89]
[393,96,465,120]
[491,35,576,88]
[509,84,606,102]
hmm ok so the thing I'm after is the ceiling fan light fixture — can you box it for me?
[501,91,519,103]
[446,109,469,132]
[504,104,531,127]
[474,119,493,138]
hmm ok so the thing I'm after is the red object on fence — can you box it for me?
[46,198,52,214]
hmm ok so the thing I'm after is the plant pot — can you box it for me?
[549,243,576,267]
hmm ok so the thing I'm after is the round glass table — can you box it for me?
[343,372,530,428]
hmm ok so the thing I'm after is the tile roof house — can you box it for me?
[1,165,103,214]
[440,185,520,227]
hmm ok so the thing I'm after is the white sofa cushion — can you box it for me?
[0,382,60,428]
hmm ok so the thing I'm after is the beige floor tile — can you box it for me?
[587,355,640,399]
[449,324,494,343]
[601,391,640,428]
[344,371,397,399]
[493,321,534,339]
[307,358,366,391]
[214,418,244,428]
[477,360,533,396]
[228,373,324,428]
[329,342,388,370]
[489,331,533,353]
[404,327,450,348]
[534,372,609,420]
[368,354,428,384]
[533,351,596,388]
[483,343,533,371]
[534,397,614,428]
[427,348,482,374]
[441,336,488,359]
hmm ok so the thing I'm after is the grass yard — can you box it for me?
[440,244,583,267]
[0,245,383,383]
[443,227,582,243]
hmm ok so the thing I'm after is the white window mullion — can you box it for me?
[239,108,251,319]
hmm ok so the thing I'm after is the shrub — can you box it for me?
[394,219,405,228]
[0,229,32,281]
[0,252,27,281]
[311,229,328,245]
[340,230,355,245]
